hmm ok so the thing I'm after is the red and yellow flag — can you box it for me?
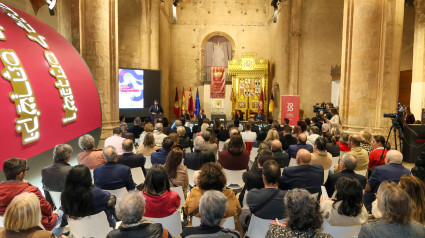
[181,87,186,114]
[188,87,194,118]
[173,87,180,118]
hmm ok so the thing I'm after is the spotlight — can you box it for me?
[173,0,180,7]
[271,0,282,23]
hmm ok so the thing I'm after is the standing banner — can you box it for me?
[210,67,226,98]
[281,95,300,126]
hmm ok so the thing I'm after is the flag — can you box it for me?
[173,87,180,118]
[269,91,275,112]
[258,89,264,113]
[181,87,186,114]
[194,88,200,116]
[188,87,194,118]
[230,89,234,102]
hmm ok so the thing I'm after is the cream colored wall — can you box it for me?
[168,0,270,119]
[118,0,142,68]
[299,0,344,119]
[400,6,415,71]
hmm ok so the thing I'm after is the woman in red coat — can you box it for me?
[218,134,249,171]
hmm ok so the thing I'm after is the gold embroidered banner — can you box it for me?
[210,67,226,98]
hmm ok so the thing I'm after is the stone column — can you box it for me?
[150,0,160,69]
[411,0,425,118]
[80,0,119,145]
[340,0,404,135]
[140,0,151,68]
[288,0,303,95]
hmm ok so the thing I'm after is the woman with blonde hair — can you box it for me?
[137,132,159,156]
[399,174,425,225]
[0,193,54,238]
[258,129,279,154]
[139,123,154,144]
[360,130,373,154]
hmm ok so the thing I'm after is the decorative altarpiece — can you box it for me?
[228,53,269,119]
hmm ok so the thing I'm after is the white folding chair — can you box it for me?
[145,156,152,169]
[323,169,330,184]
[49,191,62,209]
[0,216,4,228]
[332,156,340,166]
[321,219,361,238]
[90,169,95,182]
[249,147,258,163]
[223,169,245,190]
[170,186,185,210]
[131,167,145,185]
[218,141,225,152]
[288,158,297,167]
[187,169,197,187]
[354,169,367,177]
[311,192,319,200]
[340,151,347,157]
[246,214,285,238]
[147,210,182,237]
[68,211,115,238]
[104,187,129,203]
[192,216,235,229]
[242,190,249,209]
[321,186,329,200]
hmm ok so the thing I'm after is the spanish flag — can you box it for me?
[181,87,186,114]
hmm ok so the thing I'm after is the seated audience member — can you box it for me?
[272,120,284,138]
[213,118,222,135]
[139,123,154,144]
[368,135,388,170]
[298,121,309,137]
[106,191,172,238]
[104,127,125,155]
[247,160,286,220]
[62,164,116,228]
[281,125,297,151]
[119,115,128,132]
[399,175,425,225]
[286,134,314,159]
[311,117,322,132]
[181,109,191,121]
[330,126,341,142]
[364,150,411,212]
[151,137,174,165]
[258,129,279,154]
[266,189,331,238]
[184,163,243,236]
[324,154,367,197]
[337,132,351,152]
[141,164,180,218]
[179,117,192,138]
[136,132,159,156]
[0,158,60,232]
[321,123,330,134]
[241,122,257,143]
[307,126,320,146]
[201,131,218,159]
[206,127,218,143]
[310,137,332,170]
[199,123,210,136]
[153,123,168,148]
[128,117,144,138]
[168,132,180,146]
[94,146,136,191]
[118,139,146,176]
[279,149,324,194]
[334,134,368,173]
[181,190,240,238]
[77,134,105,169]
[42,144,73,193]
[178,126,193,151]
[291,125,302,138]
[0,193,55,238]
[271,140,290,168]
[321,177,367,226]
[160,117,171,135]
[247,118,260,136]
[184,136,205,170]
[359,182,425,238]
[222,127,241,151]
[323,132,340,157]
[200,151,216,165]
[192,119,203,135]
[218,134,249,171]
[217,122,232,142]
[360,130,373,154]
[164,147,189,193]
[254,110,265,122]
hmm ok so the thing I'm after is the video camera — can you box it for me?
[383,103,405,127]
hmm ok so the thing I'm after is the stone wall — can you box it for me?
[118,0,142,68]
[400,6,415,71]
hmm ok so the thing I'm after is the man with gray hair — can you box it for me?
[201,131,218,158]
[324,153,367,196]
[42,144,73,193]
[94,146,135,191]
[180,190,240,237]
[286,133,313,159]
[118,139,146,177]
[77,134,105,169]
[106,191,172,237]
[307,126,320,146]
[184,136,205,170]
[154,123,167,148]
[364,150,411,212]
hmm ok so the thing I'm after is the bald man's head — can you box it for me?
[296,149,311,165]
[349,134,361,147]
[122,139,134,152]
[271,140,282,150]
[298,133,307,144]
[229,128,239,137]
[386,150,403,164]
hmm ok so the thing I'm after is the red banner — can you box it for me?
[281,95,300,126]
[210,67,226,98]
[0,4,101,168]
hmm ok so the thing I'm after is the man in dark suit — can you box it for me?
[94,146,136,191]
[364,150,411,211]
[286,134,313,159]
[281,125,297,150]
[247,118,260,137]
[324,153,366,197]
[180,109,191,121]
[271,140,290,168]
[254,111,265,122]
[151,137,174,165]
[148,99,164,123]
[279,149,324,194]
[184,136,205,170]
[118,139,146,176]
[127,117,144,138]
[196,109,206,120]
